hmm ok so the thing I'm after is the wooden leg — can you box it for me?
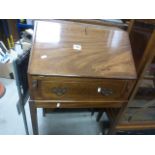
[91,108,95,116]
[29,101,38,135]
[96,111,104,122]
[108,127,117,135]
[42,108,46,117]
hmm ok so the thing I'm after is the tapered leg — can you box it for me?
[91,108,95,116]
[29,101,38,135]
[42,108,46,117]
[107,127,117,135]
[96,111,104,122]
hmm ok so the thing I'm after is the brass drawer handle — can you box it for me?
[52,87,67,96]
[97,87,113,96]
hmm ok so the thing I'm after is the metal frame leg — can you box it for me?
[20,100,29,135]
[13,61,29,135]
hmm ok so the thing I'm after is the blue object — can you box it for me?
[17,19,34,38]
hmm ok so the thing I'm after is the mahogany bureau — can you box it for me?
[28,20,137,134]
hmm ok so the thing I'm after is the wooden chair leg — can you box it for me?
[29,101,39,135]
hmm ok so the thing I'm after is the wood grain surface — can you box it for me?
[116,121,155,130]
[34,101,124,108]
[28,20,136,79]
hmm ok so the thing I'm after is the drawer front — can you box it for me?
[30,77,129,102]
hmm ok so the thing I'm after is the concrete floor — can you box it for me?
[0,78,104,135]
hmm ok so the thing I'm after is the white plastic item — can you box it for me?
[14,43,24,56]
[26,19,33,25]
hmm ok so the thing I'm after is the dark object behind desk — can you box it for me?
[15,49,30,103]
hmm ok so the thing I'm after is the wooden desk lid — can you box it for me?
[28,20,137,79]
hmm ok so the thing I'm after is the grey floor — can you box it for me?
[0,78,104,135]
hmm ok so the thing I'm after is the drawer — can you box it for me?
[30,77,130,102]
